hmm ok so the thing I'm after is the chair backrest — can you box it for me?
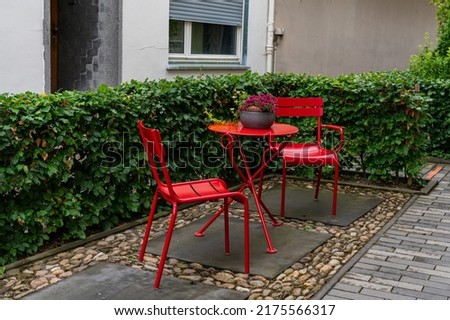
[276,97,324,141]
[276,97,324,117]
[137,121,174,197]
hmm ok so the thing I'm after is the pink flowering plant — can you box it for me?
[239,93,278,113]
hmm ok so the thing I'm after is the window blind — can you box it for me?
[169,0,244,26]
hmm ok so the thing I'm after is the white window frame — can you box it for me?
[169,21,242,66]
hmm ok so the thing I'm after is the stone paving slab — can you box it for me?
[245,185,383,227]
[145,216,331,279]
[23,262,250,300]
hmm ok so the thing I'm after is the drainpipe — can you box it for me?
[265,0,276,73]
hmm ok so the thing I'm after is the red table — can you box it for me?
[196,122,299,253]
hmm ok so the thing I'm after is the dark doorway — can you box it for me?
[50,0,120,92]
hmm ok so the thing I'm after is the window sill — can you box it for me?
[167,63,250,71]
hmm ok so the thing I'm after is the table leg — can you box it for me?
[247,180,278,253]
[237,139,278,253]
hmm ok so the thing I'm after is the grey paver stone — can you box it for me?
[364,253,388,261]
[400,276,450,291]
[436,223,450,231]
[415,225,450,235]
[370,276,423,291]
[392,287,447,300]
[394,248,441,259]
[434,199,450,205]
[398,216,420,223]
[322,295,346,300]
[413,256,449,268]
[360,288,415,300]
[326,289,382,300]
[359,257,408,270]
[424,208,449,215]
[430,276,450,285]
[393,223,414,230]
[377,237,402,245]
[435,265,450,273]
[378,267,430,280]
[371,245,395,252]
[344,272,372,282]
[402,233,450,244]
[333,283,362,293]
[384,234,427,244]
[423,286,450,298]
[350,268,401,281]
[399,240,447,251]
[352,262,380,271]
[426,239,450,247]
[407,266,450,279]
[387,257,436,270]
[339,277,392,292]
[368,249,414,260]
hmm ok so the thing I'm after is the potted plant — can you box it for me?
[238,93,278,129]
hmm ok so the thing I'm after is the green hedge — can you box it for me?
[0,71,444,266]
[417,79,450,158]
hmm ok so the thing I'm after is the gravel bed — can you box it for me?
[0,177,411,300]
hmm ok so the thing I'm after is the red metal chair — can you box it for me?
[274,97,344,218]
[137,121,250,289]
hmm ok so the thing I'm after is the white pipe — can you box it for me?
[266,0,276,73]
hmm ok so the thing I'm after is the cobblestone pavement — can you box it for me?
[1,176,415,300]
[316,164,450,300]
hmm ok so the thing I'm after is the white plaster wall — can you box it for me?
[0,0,45,94]
[121,0,269,82]
[121,0,170,82]
[247,0,269,72]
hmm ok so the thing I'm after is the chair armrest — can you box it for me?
[321,124,345,152]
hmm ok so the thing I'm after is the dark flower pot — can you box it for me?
[239,111,276,129]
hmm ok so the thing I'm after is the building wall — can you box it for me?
[0,0,45,94]
[0,0,439,94]
[121,0,269,82]
[274,0,438,76]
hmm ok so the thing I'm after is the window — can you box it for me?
[169,20,238,56]
[168,0,246,68]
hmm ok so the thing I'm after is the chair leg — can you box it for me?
[224,198,230,255]
[154,203,178,289]
[332,163,339,218]
[280,160,287,217]
[242,197,250,274]
[314,166,323,200]
[139,190,159,261]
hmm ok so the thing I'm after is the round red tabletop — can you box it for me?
[208,122,298,137]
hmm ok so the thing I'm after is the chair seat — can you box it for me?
[160,178,232,202]
[278,143,338,166]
